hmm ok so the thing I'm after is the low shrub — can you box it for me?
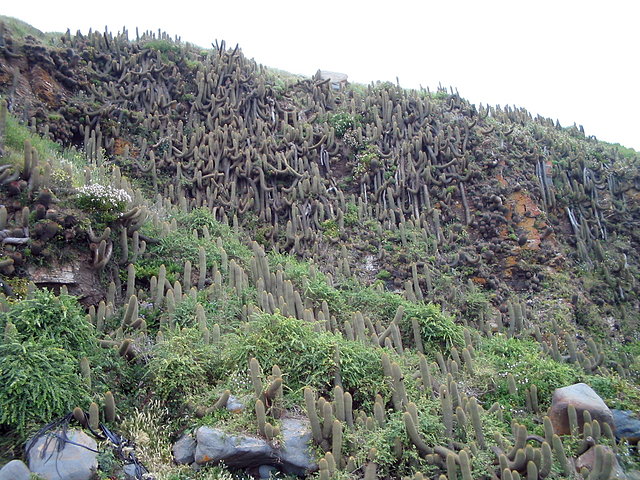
[0,339,89,436]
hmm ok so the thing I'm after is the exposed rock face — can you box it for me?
[27,429,98,480]
[0,460,31,480]
[548,383,615,435]
[181,417,316,476]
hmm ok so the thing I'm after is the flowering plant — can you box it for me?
[76,183,132,215]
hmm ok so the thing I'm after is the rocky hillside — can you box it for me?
[0,16,638,480]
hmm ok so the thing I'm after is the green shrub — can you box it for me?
[329,112,360,138]
[0,339,89,435]
[0,289,96,356]
[224,312,384,405]
[139,208,251,279]
[480,336,582,408]
[146,328,222,402]
[402,302,463,350]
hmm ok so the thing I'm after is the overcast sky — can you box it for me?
[3,1,639,150]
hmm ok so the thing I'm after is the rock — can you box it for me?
[123,462,149,479]
[279,418,317,475]
[191,418,317,475]
[173,433,197,464]
[27,429,98,480]
[226,395,245,413]
[548,383,615,435]
[258,465,278,478]
[612,409,640,444]
[195,426,275,468]
[0,460,31,480]
[576,445,625,479]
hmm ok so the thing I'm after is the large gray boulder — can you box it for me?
[279,418,317,475]
[0,460,31,480]
[195,427,275,467]
[27,429,98,480]
[548,383,615,435]
[189,417,317,475]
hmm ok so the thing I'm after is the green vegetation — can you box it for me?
[0,339,89,435]
[0,18,638,480]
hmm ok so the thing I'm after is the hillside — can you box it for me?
[0,17,639,480]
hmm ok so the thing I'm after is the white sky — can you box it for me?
[3,0,639,150]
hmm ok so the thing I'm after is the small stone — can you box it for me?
[548,383,614,435]
[173,433,196,464]
[27,429,98,480]
[0,460,31,480]
[123,463,149,479]
[226,395,245,413]
[258,465,278,478]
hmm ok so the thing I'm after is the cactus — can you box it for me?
[80,356,91,389]
[507,424,527,460]
[364,448,378,480]
[446,452,458,480]
[507,373,517,395]
[255,399,267,436]
[468,397,485,449]
[89,402,100,431]
[213,390,231,409]
[73,407,88,428]
[440,385,453,441]
[551,434,570,476]
[403,412,431,456]
[331,419,343,466]
[539,441,552,478]
[104,391,116,422]
[249,357,263,399]
[304,387,323,444]
[567,404,579,436]
[458,450,473,480]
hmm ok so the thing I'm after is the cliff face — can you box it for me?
[0,18,639,478]
[2,22,637,335]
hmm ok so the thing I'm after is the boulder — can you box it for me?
[195,427,275,468]
[612,409,640,444]
[576,445,625,479]
[188,418,317,475]
[27,429,98,480]
[173,433,196,464]
[279,418,317,475]
[548,383,614,435]
[0,460,31,480]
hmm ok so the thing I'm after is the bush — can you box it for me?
[76,183,131,212]
[480,336,582,408]
[224,312,385,405]
[0,289,96,356]
[0,339,89,436]
[146,328,222,402]
[139,208,251,280]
